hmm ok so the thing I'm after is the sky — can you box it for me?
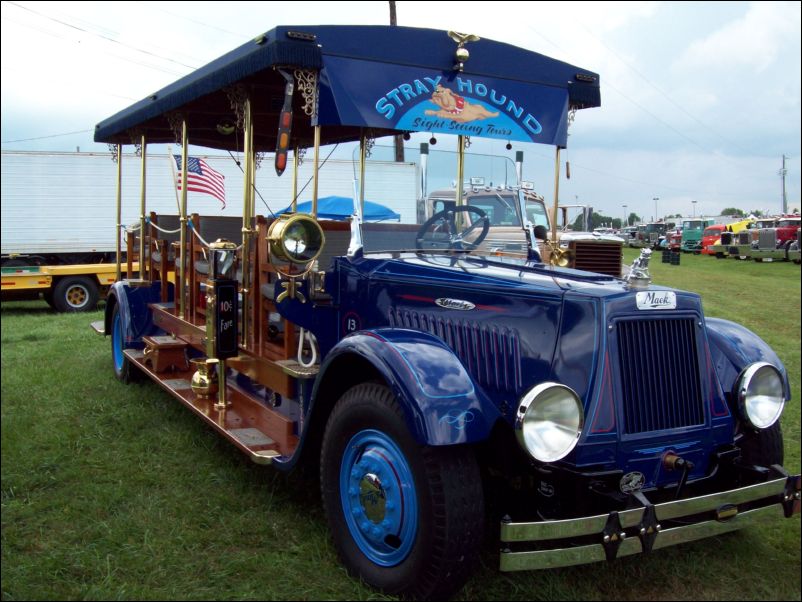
[1,1,800,222]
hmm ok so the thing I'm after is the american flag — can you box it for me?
[174,155,226,209]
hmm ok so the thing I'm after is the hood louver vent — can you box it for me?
[389,309,522,393]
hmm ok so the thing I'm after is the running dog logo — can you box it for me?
[425,84,499,122]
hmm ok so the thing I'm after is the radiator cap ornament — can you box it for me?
[626,248,652,288]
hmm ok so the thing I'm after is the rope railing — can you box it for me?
[187,221,243,252]
[146,217,182,234]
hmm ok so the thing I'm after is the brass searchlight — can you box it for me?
[268,213,325,265]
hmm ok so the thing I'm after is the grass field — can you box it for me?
[2,250,800,601]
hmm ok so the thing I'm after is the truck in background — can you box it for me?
[1,151,416,310]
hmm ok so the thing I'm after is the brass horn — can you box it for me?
[544,239,571,267]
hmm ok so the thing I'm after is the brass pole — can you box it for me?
[456,135,466,207]
[115,144,122,281]
[311,125,321,216]
[359,132,367,213]
[455,135,466,230]
[240,97,252,347]
[179,122,189,318]
[139,135,147,281]
[291,145,299,211]
[551,147,561,243]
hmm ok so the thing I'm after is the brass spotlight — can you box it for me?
[267,213,325,265]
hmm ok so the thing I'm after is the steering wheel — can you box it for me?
[416,206,490,251]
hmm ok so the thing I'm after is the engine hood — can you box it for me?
[355,251,634,298]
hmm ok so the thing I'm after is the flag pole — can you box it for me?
[167,145,181,214]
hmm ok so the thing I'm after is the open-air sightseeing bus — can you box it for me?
[93,25,799,599]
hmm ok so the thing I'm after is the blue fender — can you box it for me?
[313,328,502,445]
[105,281,170,346]
[705,317,791,400]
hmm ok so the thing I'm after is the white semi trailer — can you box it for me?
[1,150,416,311]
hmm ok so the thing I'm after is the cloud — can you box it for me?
[673,1,801,74]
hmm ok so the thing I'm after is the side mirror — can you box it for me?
[534,225,549,241]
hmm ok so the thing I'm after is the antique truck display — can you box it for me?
[750,217,802,262]
[630,222,667,249]
[680,218,715,252]
[707,218,751,258]
[92,25,800,600]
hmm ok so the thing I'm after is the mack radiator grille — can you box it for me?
[569,241,623,277]
[389,309,522,392]
[616,318,704,434]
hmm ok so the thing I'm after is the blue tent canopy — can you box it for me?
[276,196,400,221]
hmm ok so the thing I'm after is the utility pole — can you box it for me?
[780,154,788,214]
[390,1,404,162]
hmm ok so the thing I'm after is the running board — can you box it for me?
[125,350,295,464]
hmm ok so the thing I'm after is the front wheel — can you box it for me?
[111,303,142,383]
[321,383,484,599]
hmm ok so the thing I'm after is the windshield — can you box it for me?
[683,220,705,230]
[356,142,542,254]
[778,219,800,228]
[703,227,721,236]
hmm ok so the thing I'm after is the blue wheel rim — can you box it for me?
[340,429,418,567]
[112,310,124,372]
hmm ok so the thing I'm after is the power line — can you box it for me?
[524,24,744,167]
[1,11,187,77]
[1,129,94,144]
[6,1,198,70]
[576,20,753,156]
[133,1,246,39]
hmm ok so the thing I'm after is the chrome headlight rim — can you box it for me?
[514,382,584,463]
[735,361,785,430]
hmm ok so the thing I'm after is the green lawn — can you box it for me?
[2,251,800,600]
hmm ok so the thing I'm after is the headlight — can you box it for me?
[515,383,584,463]
[735,362,785,429]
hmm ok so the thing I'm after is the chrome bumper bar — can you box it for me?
[500,473,801,571]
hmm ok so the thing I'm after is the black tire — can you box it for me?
[738,421,784,467]
[52,276,99,312]
[111,303,142,383]
[321,383,484,600]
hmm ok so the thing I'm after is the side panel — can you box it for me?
[310,329,502,445]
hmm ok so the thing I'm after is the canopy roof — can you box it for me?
[95,25,600,151]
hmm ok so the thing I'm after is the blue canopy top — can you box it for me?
[95,25,600,150]
[276,197,401,221]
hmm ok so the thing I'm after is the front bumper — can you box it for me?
[499,471,800,571]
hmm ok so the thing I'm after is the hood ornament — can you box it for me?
[626,248,652,288]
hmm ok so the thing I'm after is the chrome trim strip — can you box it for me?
[651,505,784,550]
[655,478,786,521]
[501,507,644,542]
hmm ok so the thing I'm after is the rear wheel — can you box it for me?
[321,383,484,599]
[52,276,99,312]
[111,303,141,383]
